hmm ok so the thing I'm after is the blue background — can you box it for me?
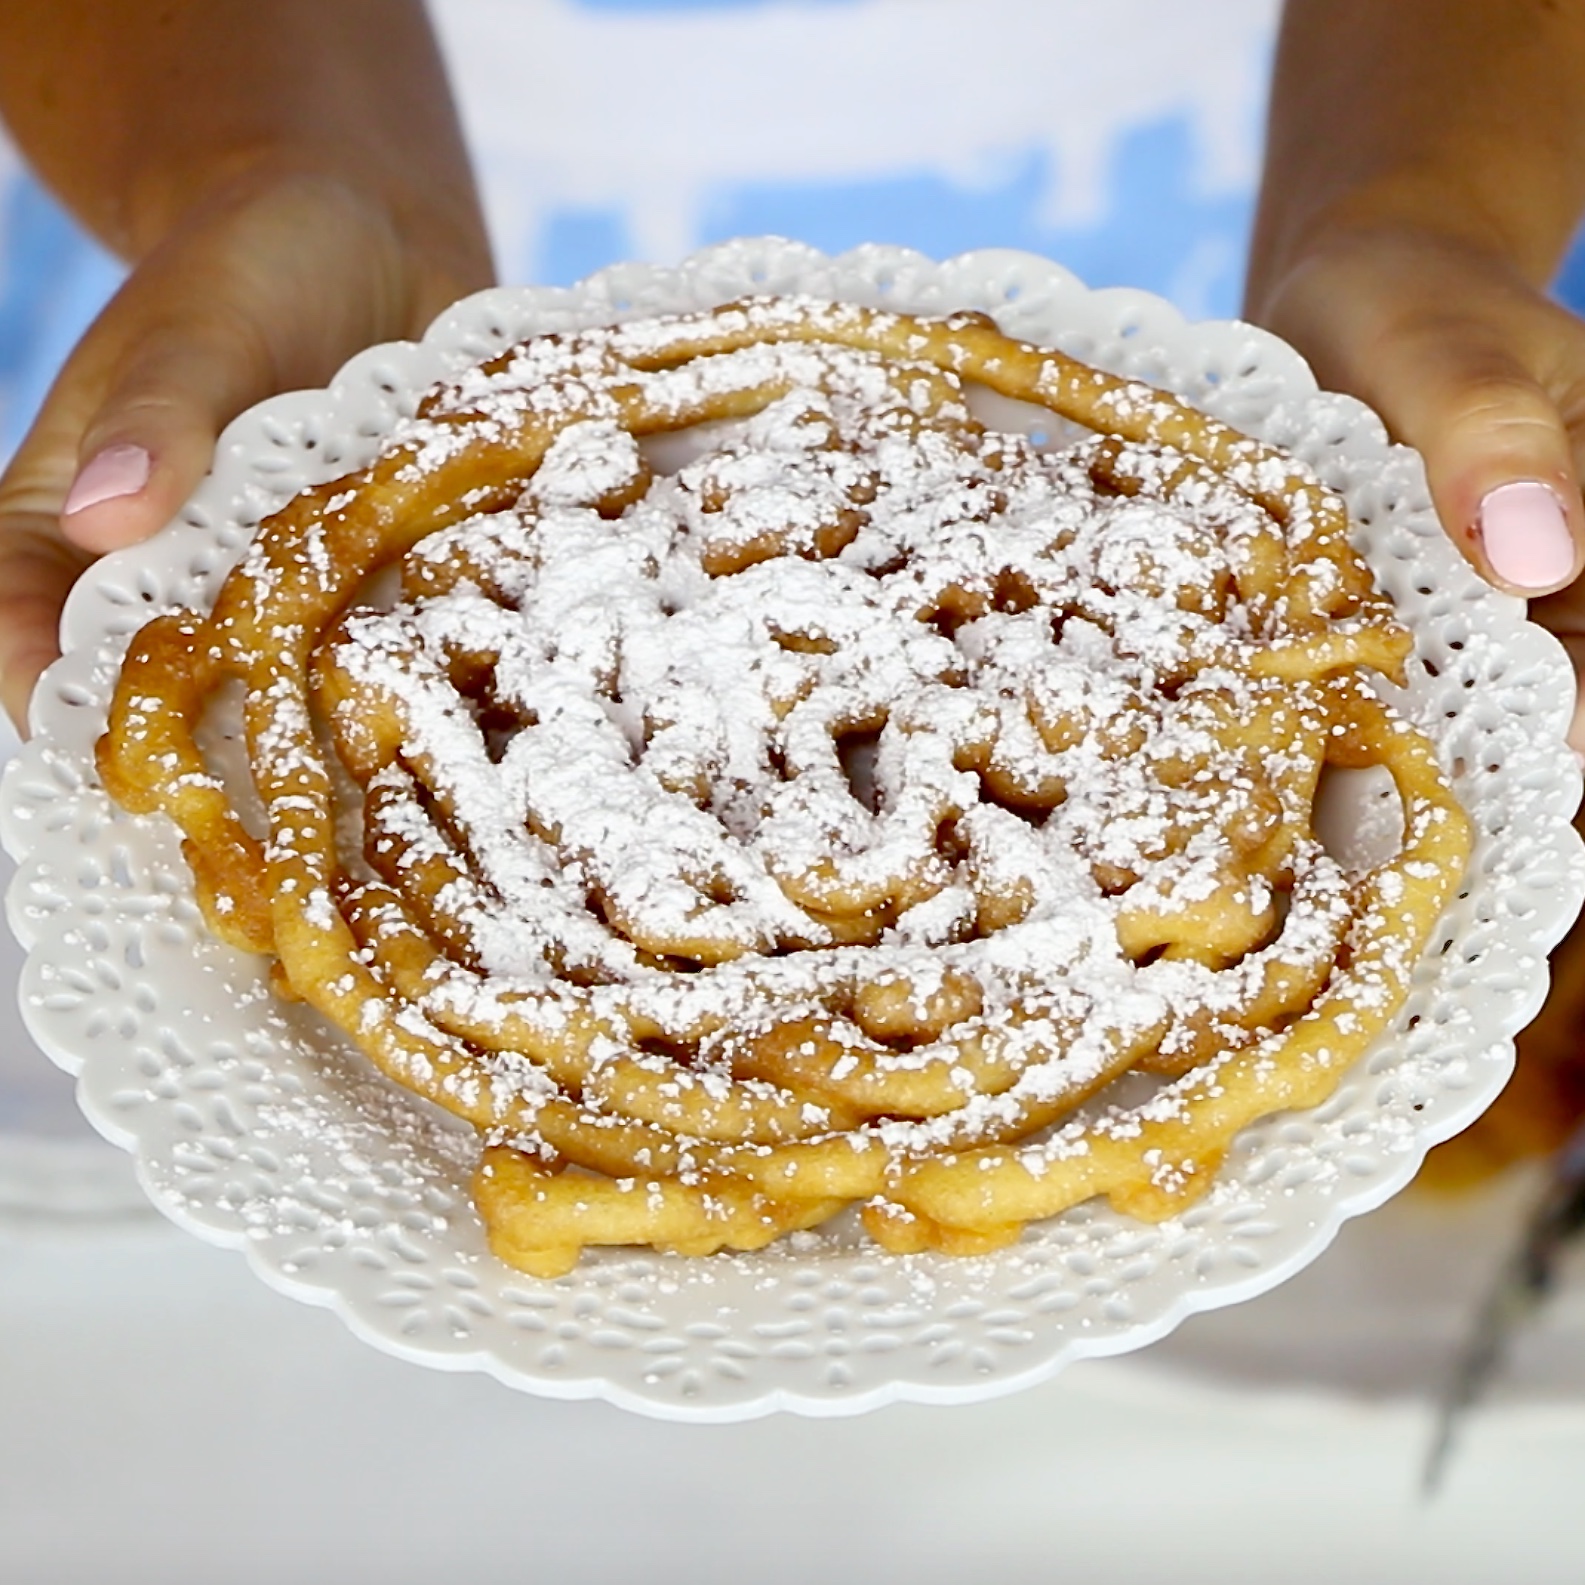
[1,0,1582,462]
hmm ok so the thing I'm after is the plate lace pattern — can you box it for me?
[4,239,1581,1421]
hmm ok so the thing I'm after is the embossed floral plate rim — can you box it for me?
[3,239,1582,1422]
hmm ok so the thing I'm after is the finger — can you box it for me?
[0,512,91,729]
[55,298,292,555]
[1255,239,1585,597]
[49,188,401,554]
[0,173,432,730]
[0,275,278,728]
[1373,338,1584,597]
[0,360,107,727]
[1339,307,1585,750]
[1563,639,1585,755]
[1523,580,1585,753]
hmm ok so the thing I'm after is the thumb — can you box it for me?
[54,175,424,556]
[51,312,278,557]
[0,171,460,727]
[1376,337,1584,597]
[1251,234,1585,597]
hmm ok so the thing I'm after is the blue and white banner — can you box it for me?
[0,0,1284,459]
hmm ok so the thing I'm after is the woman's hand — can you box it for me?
[1246,221,1585,746]
[0,0,494,729]
[0,166,491,727]
[1249,0,1585,747]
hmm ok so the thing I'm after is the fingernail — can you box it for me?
[1477,481,1576,589]
[62,443,150,518]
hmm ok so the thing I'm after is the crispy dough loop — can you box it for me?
[97,296,1469,1273]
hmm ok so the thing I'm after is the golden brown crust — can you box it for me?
[97,296,1469,1275]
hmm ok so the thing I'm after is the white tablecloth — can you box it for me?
[3,1200,1584,1585]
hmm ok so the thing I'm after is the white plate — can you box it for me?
[4,238,1581,1422]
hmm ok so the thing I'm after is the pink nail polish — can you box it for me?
[62,444,151,517]
[1477,481,1576,589]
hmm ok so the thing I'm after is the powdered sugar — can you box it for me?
[317,303,1391,1167]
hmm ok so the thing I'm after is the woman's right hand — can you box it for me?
[0,164,492,729]
[0,0,494,730]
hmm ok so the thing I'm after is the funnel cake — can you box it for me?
[97,297,1470,1276]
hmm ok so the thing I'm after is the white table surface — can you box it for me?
[3,1191,1585,1585]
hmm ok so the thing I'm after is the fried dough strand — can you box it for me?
[98,297,1469,1274]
